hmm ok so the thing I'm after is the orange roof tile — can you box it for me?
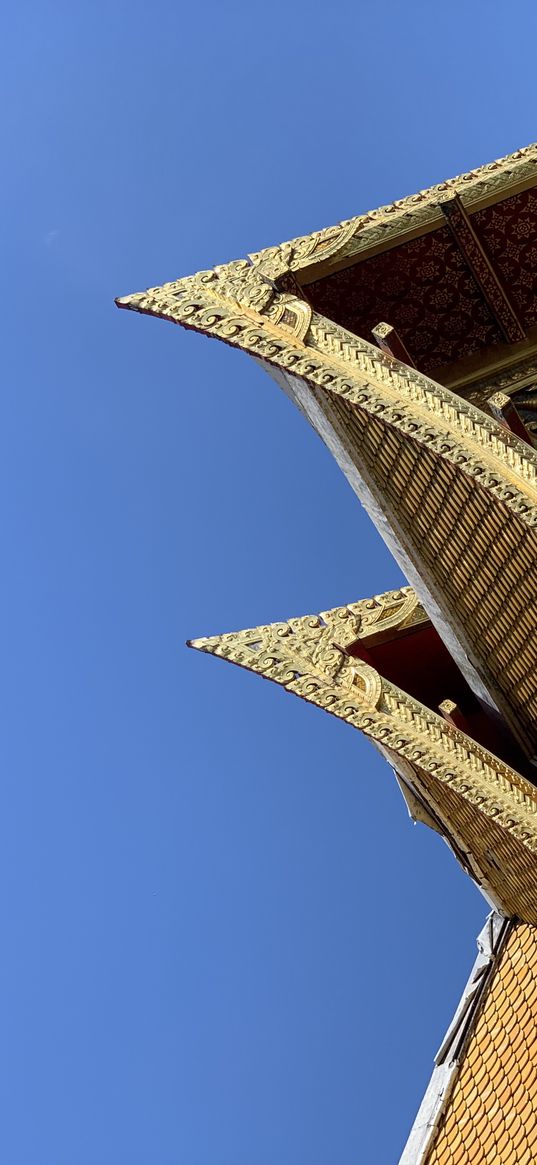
[425,922,537,1164]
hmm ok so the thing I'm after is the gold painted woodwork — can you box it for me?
[436,330,537,404]
[318,391,537,754]
[463,344,537,406]
[439,194,525,344]
[117,141,537,398]
[189,591,537,925]
[117,144,537,1163]
[424,921,537,1165]
[117,243,537,755]
[249,143,537,282]
[118,142,537,403]
[189,587,424,722]
[116,259,537,510]
[372,321,416,367]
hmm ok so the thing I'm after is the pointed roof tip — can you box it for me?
[185,589,426,667]
[115,293,142,310]
[186,635,222,654]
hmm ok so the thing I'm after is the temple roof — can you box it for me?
[249,143,537,394]
[118,143,537,1165]
[117,238,537,760]
[249,143,537,280]
[118,141,537,398]
[400,915,537,1165]
[189,587,537,925]
[117,138,537,888]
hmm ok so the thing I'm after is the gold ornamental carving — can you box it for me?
[189,588,424,716]
[249,143,537,277]
[117,248,537,528]
[188,592,537,881]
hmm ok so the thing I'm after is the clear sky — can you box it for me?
[2,2,536,1162]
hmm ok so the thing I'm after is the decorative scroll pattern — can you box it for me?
[190,588,423,709]
[117,257,537,530]
[116,143,537,774]
[118,259,312,344]
[189,597,537,894]
[248,143,537,277]
[347,586,423,639]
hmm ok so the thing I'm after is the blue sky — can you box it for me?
[2,2,536,1161]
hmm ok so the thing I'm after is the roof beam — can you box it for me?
[488,390,534,444]
[440,194,526,344]
[372,322,416,368]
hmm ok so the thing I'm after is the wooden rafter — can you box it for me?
[440,194,526,344]
[488,390,534,444]
[372,322,416,368]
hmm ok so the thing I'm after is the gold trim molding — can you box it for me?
[248,143,537,279]
[117,255,537,528]
[116,142,537,761]
[188,590,537,922]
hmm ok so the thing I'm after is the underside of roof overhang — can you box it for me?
[248,142,537,397]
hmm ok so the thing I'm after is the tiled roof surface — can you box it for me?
[323,390,537,757]
[425,922,537,1164]
[407,761,537,924]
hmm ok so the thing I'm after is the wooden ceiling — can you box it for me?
[305,187,537,384]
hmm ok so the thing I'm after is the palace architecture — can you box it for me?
[118,144,537,1163]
